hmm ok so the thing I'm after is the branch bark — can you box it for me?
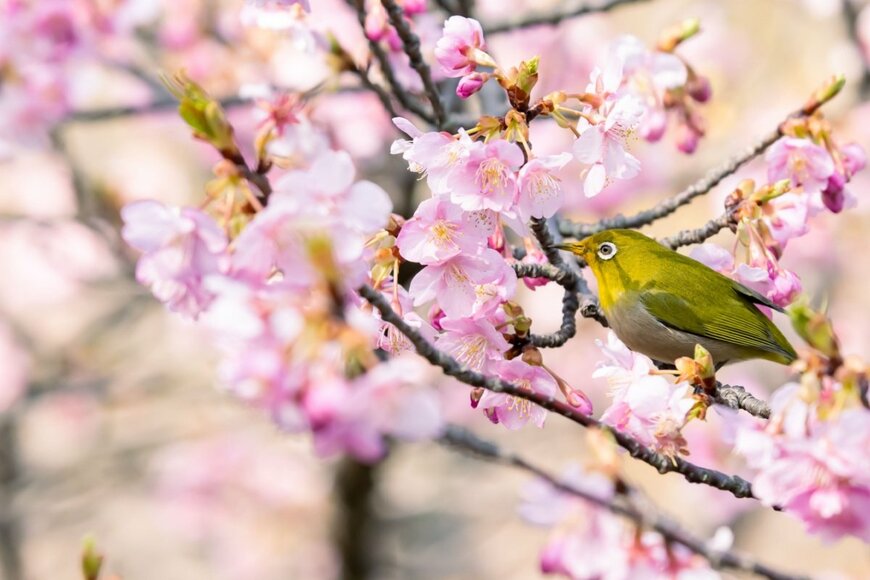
[440,425,803,580]
[359,285,757,500]
[381,0,447,128]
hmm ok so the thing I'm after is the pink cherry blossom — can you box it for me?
[516,153,572,220]
[408,249,517,319]
[309,355,444,462]
[456,71,488,99]
[478,359,558,429]
[594,332,695,456]
[121,200,228,318]
[395,198,489,265]
[398,129,477,195]
[690,243,735,274]
[762,192,809,247]
[447,139,524,212]
[573,95,644,197]
[766,137,835,195]
[434,16,490,78]
[241,0,310,29]
[434,317,510,372]
[734,384,870,542]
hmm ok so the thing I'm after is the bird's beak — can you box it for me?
[554,241,586,256]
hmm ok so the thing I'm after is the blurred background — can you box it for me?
[1,0,870,578]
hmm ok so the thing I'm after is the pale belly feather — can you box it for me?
[605,298,748,365]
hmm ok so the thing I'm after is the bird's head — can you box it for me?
[555,229,663,306]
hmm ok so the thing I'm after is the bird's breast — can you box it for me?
[604,294,750,365]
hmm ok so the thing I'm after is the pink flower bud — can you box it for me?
[822,172,846,213]
[688,75,712,103]
[456,72,488,99]
[675,123,700,154]
[641,109,668,142]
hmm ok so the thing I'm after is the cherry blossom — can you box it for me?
[516,153,573,220]
[395,198,489,265]
[434,16,491,78]
[434,317,510,372]
[447,139,524,212]
[479,359,559,429]
[573,95,644,197]
[121,200,229,319]
[408,249,517,319]
[766,137,834,195]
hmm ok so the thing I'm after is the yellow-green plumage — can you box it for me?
[557,229,797,366]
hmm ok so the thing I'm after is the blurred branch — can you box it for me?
[485,0,650,35]
[359,285,757,500]
[559,78,846,239]
[0,414,22,580]
[440,425,803,580]
[350,0,437,124]
[843,0,870,99]
[332,457,380,580]
[64,95,248,123]
[381,0,447,128]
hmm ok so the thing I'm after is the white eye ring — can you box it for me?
[597,242,617,260]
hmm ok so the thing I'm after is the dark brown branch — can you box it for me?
[440,425,803,580]
[350,0,436,124]
[0,415,22,580]
[381,0,447,128]
[359,285,756,500]
[485,0,650,35]
[559,81,845,239]
[332,457,381,580]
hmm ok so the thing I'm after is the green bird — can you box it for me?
[556,229,797,366]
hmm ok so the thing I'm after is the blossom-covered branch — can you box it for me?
[558,76,847,239]
[441,425,803,580]
[485,0,651,35]
[359,285,757,499]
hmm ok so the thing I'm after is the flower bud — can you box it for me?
[457,72,488,99]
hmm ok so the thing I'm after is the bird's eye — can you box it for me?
[597,242,617,260]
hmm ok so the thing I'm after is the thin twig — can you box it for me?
[485,0,650,35]
[350,0,436,124]
[64,96,248,123]
[381,0,447,128]
[660,211,733,249]
[440,425,803,580]
[359,285,756,499]
[559,82,845,239]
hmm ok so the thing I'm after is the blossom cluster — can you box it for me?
[734,377,870,542]
[691,115,866,309]
[520,465,725,579]
[122,98,442,462]
[593,332,700,457]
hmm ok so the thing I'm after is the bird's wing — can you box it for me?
[639,289,796,362]
[728,279,785,313]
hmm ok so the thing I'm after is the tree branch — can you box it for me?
[350,0,436,124]
[381,0,447,128]
[559,80,845,239]
[712,382,771,420]
[65,96,248,123]
[485,0,651,35]
[440,425,803,580]
[659,210,733,249]
[359,285,756,500]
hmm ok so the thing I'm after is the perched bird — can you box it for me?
[556,229,797,367]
